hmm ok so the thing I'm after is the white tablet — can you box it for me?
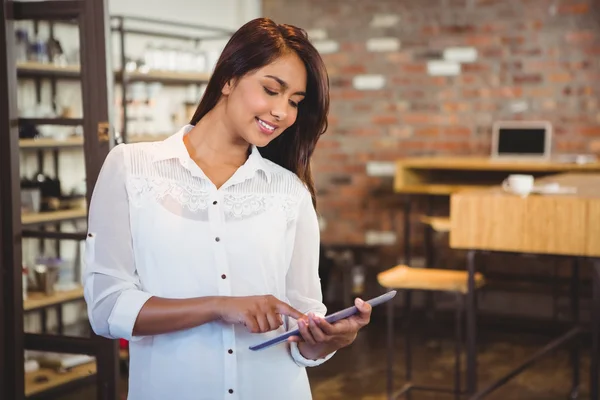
[249,290,397,351]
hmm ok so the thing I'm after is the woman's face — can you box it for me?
[221,52,307,147]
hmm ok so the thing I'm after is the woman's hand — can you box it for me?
[289,298,372,360]
[218,295,305,333]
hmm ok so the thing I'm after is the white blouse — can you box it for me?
[83,125,334,400]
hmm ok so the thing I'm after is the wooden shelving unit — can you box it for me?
[21,208,87,227]
[24,287,84,312]
[25,360,96,398]
[2,3,119,400]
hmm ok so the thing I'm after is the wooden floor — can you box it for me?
[55,315,592,400]
[308,318,591,400]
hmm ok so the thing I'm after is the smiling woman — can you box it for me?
[83,17,372,400]
[190,18,329,206]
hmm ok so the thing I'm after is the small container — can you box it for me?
[33,263,60,296]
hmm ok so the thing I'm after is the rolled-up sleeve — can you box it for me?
[285,189,336,367]
[83,144,152,341]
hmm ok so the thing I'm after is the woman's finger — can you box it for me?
[255,314,270,333]
[266,312,282,331]
[243,316,259,333]
[308,315,328,342]
[298,319,316,345]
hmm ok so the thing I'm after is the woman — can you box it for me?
[84,17,371,400]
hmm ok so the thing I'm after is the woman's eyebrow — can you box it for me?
[264,75,306,96]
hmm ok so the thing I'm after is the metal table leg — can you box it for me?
[403,196,411,265]
[570,259,580,400]
[592,260,600,400]
[466,250,478,394]
[387,297,394,399]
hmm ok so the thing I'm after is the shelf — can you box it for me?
[24,286,84,312]
[25,360,96,398]
[19,118,84,126]
[19,137,84,149]
[127,133,171,143]
[13,0,83,22]
[117,69,211,85]
[21,208,87,227]
[17,62,81,79]
[17,62,212,85]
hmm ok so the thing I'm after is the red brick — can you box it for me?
[340,42,364,52]
[388,127,413,139]
[316,139,340,149]
[585,47,600,56]
[514,74,543,85]
[558,3,590,14]
[590,140,600,153]
[565,31,596,44]
[548,73,572,83]
[353,104,372,112]
[340,65,367,74]
[443,102,470,112]
[464,36,497,46]
[577,126,600,136]
[349,128,381,136]
[501,36,525,46]
[492,86,523,97]
[371,115,399,125]
[414,127,440,137]
[402,63,427,74]
[386,52,412,63]
[462,63,491,73]
[444,126,472,137]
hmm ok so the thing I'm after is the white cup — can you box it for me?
[502,174,534,197]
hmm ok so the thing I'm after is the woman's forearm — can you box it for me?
[132,296,222,336]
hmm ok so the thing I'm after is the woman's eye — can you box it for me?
[263,87,277,96]
[289,100,298,108]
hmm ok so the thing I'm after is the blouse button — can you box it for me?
[213,200,218,205]
[228,349,233,354]
[215,237,220,242]
[228,389,234,394]
[221,274,227,280]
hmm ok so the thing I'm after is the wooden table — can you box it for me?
[393,156,600,265]
[449,173,600,399]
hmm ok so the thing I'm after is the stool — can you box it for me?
[377,265,486,400]
[419,216,451,234]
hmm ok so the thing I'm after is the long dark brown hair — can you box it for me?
[189,18,329,208]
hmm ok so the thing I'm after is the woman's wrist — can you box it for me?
[297,341,332,360]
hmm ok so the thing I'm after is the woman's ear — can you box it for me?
[222,79,236,96]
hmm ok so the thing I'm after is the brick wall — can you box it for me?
[263,0,600,245]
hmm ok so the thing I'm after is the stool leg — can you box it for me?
[466,250,478,394]
[404,290,413,400]
[387,295,394,400]
[570,259,580,400]
[455,293,463,400]
[591,260,600,400]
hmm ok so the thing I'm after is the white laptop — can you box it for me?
[490,120,552,161]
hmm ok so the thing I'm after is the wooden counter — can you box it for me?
[449,173,600,257]
[395,156,600,195]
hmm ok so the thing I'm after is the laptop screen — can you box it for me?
[497,128,547,155]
